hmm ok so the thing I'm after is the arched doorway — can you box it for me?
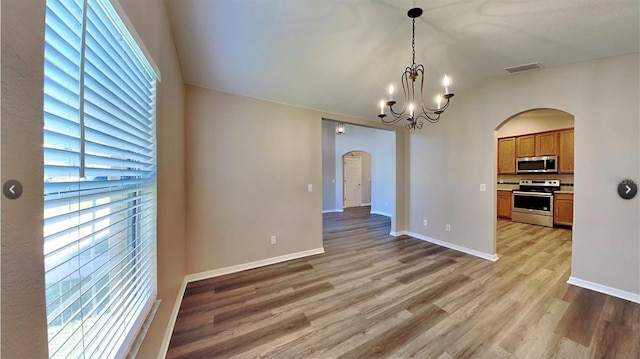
[494,108,575,262]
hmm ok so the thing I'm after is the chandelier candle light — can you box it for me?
[378,7,454,130]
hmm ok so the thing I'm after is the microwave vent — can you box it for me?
[505,62,543,74]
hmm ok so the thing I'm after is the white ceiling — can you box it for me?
[165,0,639,120]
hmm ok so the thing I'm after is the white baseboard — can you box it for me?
[184,247,326,283]
[390,230,409,237]
[322,209,343,213]
[371,210,392,217]
[408,232,498,262]
[159,247,325,358]
[567,276,640,304]
[159,279,187,359]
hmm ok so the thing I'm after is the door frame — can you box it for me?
[321,118,400,235]
[494,108,575,258]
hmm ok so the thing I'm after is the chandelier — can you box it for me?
[378,8,454,130]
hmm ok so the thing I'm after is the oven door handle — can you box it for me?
[512,191,553,197]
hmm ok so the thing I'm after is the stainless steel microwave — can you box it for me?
[516,156,558,174]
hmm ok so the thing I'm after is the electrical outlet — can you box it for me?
[423,219,428,226]
[446,224,451,232]
[270,236,277,245]
[308,184,313,192]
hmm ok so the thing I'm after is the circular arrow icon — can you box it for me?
[617,179,637,200]
[3,179,23,200]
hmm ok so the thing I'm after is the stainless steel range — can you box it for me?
[512,179,560,227]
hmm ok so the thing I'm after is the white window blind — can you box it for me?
[43,0,158,358]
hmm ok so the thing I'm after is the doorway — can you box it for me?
[321,119,397,233]
[494,108,575,261]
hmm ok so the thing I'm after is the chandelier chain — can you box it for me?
[411,18,416,66]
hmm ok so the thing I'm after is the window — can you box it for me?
[43,0,158,358]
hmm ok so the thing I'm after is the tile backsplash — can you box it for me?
[497,174,574,192]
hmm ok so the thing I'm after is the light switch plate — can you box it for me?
[308,184,313,192]
[480,184,486,192]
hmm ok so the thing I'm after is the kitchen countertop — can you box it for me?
[497,188,514,191]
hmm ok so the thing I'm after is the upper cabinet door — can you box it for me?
[498,137,516,174]
[516,135,535,158]
[535,132,559,156]
[559,129,574,173]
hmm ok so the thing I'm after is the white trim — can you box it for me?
[106,0,161,80]
[361,203,372,206]
[119,296,157,358]
[158,247,325,358]
[567,276,640,304]
[371,211,392,217]
[159,279,187,359]
[390,230,409,237]
[185,247,326,283]
[322,209,343,213]
[126,299,160,359]
[408,232,498,262]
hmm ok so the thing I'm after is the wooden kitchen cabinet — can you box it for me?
[559,129,574,173]
[497,191,512,219]
[535,131,559,156]
[498,137,516,174]
[554,193,573,226]
[516,135,535,158]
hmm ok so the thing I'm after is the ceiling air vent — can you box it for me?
[505,62,543,74]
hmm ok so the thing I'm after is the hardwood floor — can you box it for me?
[167,207,640,358]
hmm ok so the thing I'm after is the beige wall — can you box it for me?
[185,86,323,273]
[0,0,187,357]
[1,0,49,357]
[116,0,187,358]
[409,53,639,296]
[185,86,407,275]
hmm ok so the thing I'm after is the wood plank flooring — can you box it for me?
[167,207,640,358]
